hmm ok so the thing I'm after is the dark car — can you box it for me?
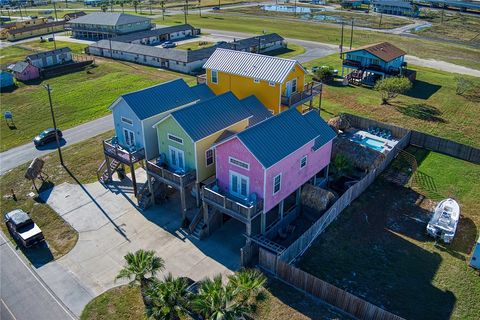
[212,6,220,10]
[161,41,176,48]
[5,209,45,248]
[33,128,62,146]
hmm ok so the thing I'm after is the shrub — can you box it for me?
[374,77,412,105]
[315,66,334,83]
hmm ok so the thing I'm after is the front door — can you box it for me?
[229,171,249,199]
[169,146,185,170]
[123,128,135,147]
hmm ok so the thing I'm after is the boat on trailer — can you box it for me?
[427,198,460,244]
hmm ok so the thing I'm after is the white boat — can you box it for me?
[426,198,460,244]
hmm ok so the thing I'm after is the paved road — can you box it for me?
[0,233,76,320]
[0,114,112,175]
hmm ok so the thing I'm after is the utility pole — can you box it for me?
[53,1,58,21]
[441,5,445,24]
[52,31,57,49]
[150,0,153,15]
[198,0,201,17]
[218,0,221,9]
[294,0,297,17]
[44,84,64,166]
[339,21,344,58]
[161,1,165,20]
[378,12,383,28]
[349,18,354,50]
[184,4,188,24]
[186,0,189,16]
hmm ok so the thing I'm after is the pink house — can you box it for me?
[9,61,40,81]
[202,109,336,238]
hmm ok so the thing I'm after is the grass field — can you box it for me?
[223,5,414,29]
[415,10,480,46]
[302,54,480,147]
[0,44,193,151]
[298,147,480,319]
[0,129,116,262]
[154,14,480,70]
[176,40,214,50]
[80,277,352,320]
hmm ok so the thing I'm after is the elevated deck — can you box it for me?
[281,81,322,109]
[103,138,145,164]
[146,158,196,189]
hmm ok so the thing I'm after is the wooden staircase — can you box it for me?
[96,158,121,184]
[189,207,205,240]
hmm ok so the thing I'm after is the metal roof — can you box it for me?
[9,61,30,73]
[169,92,252,142]
[113,24,196,43]
[26,47,71,61]
[8,20,65,35]
[203,48,298,83]
[235,109,336,168]
[240,95,272,126]
[119,79,214,120]
[68,12,151,26]
[344,42,406,62]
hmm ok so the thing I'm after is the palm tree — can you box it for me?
[146,273,191,320]
[132,0,139,13]
[116,249,165,305]
[192,270,265,320]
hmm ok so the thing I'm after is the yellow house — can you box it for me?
[4,21,65,41]
[202,48,322,114]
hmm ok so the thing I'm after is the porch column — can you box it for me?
[130,163,138,197]
[325,164,330,180]
[202,202,209,236]
[279,200,285,220]
[313,174,317,186]
[260,212,266,234]
[195,182,201,208]
[105,154,112,181]
[147,173,154,204]
[296,186,302,208]
[180,187,187,220]
[245,221,252,245]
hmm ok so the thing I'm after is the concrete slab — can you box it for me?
[36,170,244,317]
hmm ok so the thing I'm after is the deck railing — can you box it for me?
[202,181,263,222]
[281,82,322,108]
[103,139,145,164]
[146,159,196,188]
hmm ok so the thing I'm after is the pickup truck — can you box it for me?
[4,209,45,248]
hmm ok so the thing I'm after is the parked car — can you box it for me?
[212,6,220,10]
[4,209,45,248]
[33,128,62,146]
[161,41,176,48]
[216,41,227,45]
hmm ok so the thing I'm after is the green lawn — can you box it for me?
[80,277,352,320]
[267,43,306,59]
[176,41,215,50]
[0,53,193,151]
[154,14,480,70]
[298,147,480,320]
[224,5,414,29]
[303,54,480,147]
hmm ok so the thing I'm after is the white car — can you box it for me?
[4,209,45,248]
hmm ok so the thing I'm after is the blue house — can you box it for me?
[99,78,214,196]
[0,71,14,90]
[341,42,415,85]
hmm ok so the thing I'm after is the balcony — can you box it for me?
[281,82,322,108]
[146,158,196,188]
[196,74,206,85]
[103,138,145,164]
[342,59,362,68]
[202,181,263,224]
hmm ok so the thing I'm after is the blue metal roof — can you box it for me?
[190,83,215,101]
[120,79,213,120]
[170,92,252,142]
[236,109,336,168]
[240,95,272,126]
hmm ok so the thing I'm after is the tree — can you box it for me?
[116,249,165,305]
[314,66,334,83]
[192,270,266,320]
[331,154,353,181]
[146,273,191,320]
[374,77,412,105]
[101,3,108,12]
[132,0,139,13]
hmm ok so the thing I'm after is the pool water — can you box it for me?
[350,135,385,152]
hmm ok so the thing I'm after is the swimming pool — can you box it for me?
[262,5,313,13]
[350,135,385,152]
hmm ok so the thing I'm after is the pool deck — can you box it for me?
[344,128,399,154]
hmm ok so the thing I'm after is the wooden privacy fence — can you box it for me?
[278,130,411,264]
[259,249,405,320]
[344,113,480,164]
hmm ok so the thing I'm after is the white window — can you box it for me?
[300,155,307,169]
[229,157,249,170]
[205,149,214,167]
[168,146,185,170]
[254,78,260,84]
[211,70,218,84]
[273,174,281,195]
[121,117,133,125]
[269,81,275,87]
[229,171,249,198]
[123,128,135,147]
[168,133,183,145]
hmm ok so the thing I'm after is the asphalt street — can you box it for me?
[0,233,76,320]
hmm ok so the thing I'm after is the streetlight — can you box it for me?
[44,84,64,166]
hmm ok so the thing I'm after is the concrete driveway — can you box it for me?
[36,170,243,317]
